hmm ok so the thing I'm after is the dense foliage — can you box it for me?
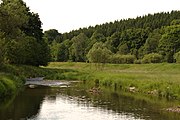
[45,11,180,64]
[0,0,50,66]
[1,0,180,65]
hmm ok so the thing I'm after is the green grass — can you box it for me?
[0,63,88,99]
[1,62,180,100]
[46,62,180,100]
[0,64,49,98]
[0,73,23,98]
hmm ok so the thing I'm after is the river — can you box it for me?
[0,81,179,120]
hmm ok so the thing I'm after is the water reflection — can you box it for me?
[0,86,47,120]
[0,83,180,120]
[29,95,141,120]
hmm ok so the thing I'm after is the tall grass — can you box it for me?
[0,63,89,99]
[0,73,23,98]
[47,62,180,100]
[1,62,179,100]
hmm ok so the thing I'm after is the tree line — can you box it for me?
[0,0,50,66]
[45,11,180,64]
[1,0,180,66]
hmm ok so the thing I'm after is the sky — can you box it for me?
[24,0,180,33]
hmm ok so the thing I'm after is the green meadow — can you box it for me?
[0,62,180,100]
[46,62,180,100]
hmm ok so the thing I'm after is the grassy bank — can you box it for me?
[0,64,50,98]
[1,62,180,100]
[0,74,23,98]
[0,63,82,98]
[46,62,180,100]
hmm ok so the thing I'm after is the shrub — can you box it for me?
[87,42,112,64]
[174,51,180,63]
[134,59,142,64]
[111,54,135,64]
[0,73,23,97]
[0,82,6,97]
[142,53,163,63]
[1,78,16,95]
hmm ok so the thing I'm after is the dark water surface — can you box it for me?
[0,81,179,120]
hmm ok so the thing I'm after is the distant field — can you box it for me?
[47,62,180,100]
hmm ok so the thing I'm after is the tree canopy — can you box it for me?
[1,0,180,65]
[0,0,50,66]
[45,11,180,64]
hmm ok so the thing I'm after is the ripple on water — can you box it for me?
[25,80,75,87]
[28,95,144,120]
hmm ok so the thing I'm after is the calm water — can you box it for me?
[0,81,179,120]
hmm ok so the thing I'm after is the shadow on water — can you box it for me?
[58,83,180,120]
[0,82,179,120]
[0,86,49,120]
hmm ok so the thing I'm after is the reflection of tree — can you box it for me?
[60,83,180,120]
[0,84,179,120]
[0,95,16,110]
[0,87,48,120]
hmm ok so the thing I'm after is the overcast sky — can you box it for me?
[24,0,180,33]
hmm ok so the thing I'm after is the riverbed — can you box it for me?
[0,81,179,120]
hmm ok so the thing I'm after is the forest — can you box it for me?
[0,0,180,67]
[0,0,50,67]
[45,11,180,64]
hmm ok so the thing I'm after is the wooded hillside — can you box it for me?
[45,11,180,64]
[1,0,180,65]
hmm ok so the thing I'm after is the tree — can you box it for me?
[111,54,135,64]
[44,29,62,44]
[57,39,72,62]
[90,31,106,43]
[143,29,162,55]
[170,19,180,25]
[0,0,29,39]
[159,25,180,62]
[87,42,112,64]
[117,43,130,55]
[57,43,69,61]
[104,37,115,53]
[87,31,107,52]
[69,33,89,62]
[50,40,70,62]
[0,0,50,66]
[109,32,121,53]
[115,28,149,58]
[22,12,43,41]
[37,38,50,66]
[4,36,49,66]
[142,53,163,63]
[50,41,60,61]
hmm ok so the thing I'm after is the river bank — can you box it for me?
[1,82,179,120]
[0,64,53,98]
[0,62,180,103]
[0,63,85,99]
[46,62,180,101]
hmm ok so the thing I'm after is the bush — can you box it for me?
[1,78,16,95]
[142,53,163,63]
[174,51,180,63]
[0,75,16,97]
[134,59,142,64]
[0,72,25,98]
[111,54,135,64]
[87,42,112,64]
[0,82,6,97]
